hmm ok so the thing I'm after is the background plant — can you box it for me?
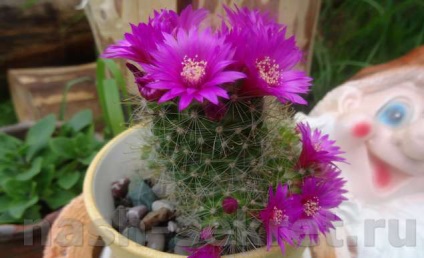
[0,110,103,224]
[309,0,424,108]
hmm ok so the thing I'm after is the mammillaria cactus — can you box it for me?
[104,5,346,257]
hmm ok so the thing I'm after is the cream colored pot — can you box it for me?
[84,127,305,258]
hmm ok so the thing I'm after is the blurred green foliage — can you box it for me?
[310,0,424,108]
[0,110,103,224]
[0,99,17,126]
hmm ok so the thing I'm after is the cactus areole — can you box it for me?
[103,5,347,257]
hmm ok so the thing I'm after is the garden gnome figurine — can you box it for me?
[297,46,424,258]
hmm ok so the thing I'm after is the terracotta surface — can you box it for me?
[350,46,424,80]
[43,195,103,258]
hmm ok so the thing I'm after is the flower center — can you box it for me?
[181,55,207,86]
[271,206,288,225]
[256,56,281,87]
[303,196,320,217]
[313,142,322,152]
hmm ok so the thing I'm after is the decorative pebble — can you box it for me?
[114,197,132,208]
[127,179,158,210]
[152,200,175,212]
[139,208,174,231]
[174,239,191,255]
[112,206,128,231]
[146,231,166,251]
[151,182,169,198]
[111,178,130,199]
[167,221,178,233]
[127,205,148,227]
[122,227,146,245]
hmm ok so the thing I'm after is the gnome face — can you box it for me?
[310,66,424,203]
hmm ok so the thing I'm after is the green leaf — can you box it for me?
[22,205,41,222]
[96,59,126,137]
[102,79,126,136]
[16,157,43,181]
[25,114,56,161]
[49,137,76,159]
[0,196,12,213]
[45,189,74,210]
[8,196,38,219]
[65,109,93,132]
[0,212,17,224]
[0,133,22,155]
[37,165,55,197]
[2,179,31,198]
[78,152,97,165]
[58,171,80,190]
[103,59,132,117]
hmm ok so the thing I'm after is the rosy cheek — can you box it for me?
[351,122,372,138]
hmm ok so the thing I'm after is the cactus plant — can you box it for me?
[104,5,346,257]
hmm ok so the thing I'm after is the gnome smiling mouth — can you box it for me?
[368,151,411,192]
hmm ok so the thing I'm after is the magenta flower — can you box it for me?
[223,7,312,105]
[126,63,163,101]
[102,22,163,64]
[224,5,282,33]
[103,6,208,65]
[188,244,221,258]
[144,28,245,110]
[296,122,345,169]
[294,177,347,243]
[222,196,238,214]
[259,183,301,254]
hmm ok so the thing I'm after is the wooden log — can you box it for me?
[7,63,102,125]
[0,0,95,95]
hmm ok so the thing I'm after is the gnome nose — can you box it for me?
[397,120,424,161]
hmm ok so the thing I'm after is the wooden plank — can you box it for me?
[191,0,321,73]
[84,0,178,96]
[0,0,95,95]
[7,63,102,125]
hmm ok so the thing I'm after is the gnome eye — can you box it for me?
[377,100,411,128]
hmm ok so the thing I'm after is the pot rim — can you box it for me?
[83,127,297,257]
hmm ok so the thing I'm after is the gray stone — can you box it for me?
[174,238,192,255]
[111,205,128,231]
[122,227,146,245]
[127,205,148,227]
[151,182,168,198]
[152,200,175,212]
[146,231,165,251]
[127,179,157,210]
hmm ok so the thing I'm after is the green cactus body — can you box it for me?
[146,96,300,253]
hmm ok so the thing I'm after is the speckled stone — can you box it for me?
[127,205,148,227]
[146,231,165,251]
[152,200,175,212]
[111,178,130,199]
[111,205,128,231]
[127,179,157,210]
[122,227,146,245]
[139,208,174,231]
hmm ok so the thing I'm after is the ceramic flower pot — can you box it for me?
[84,127,306,258]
